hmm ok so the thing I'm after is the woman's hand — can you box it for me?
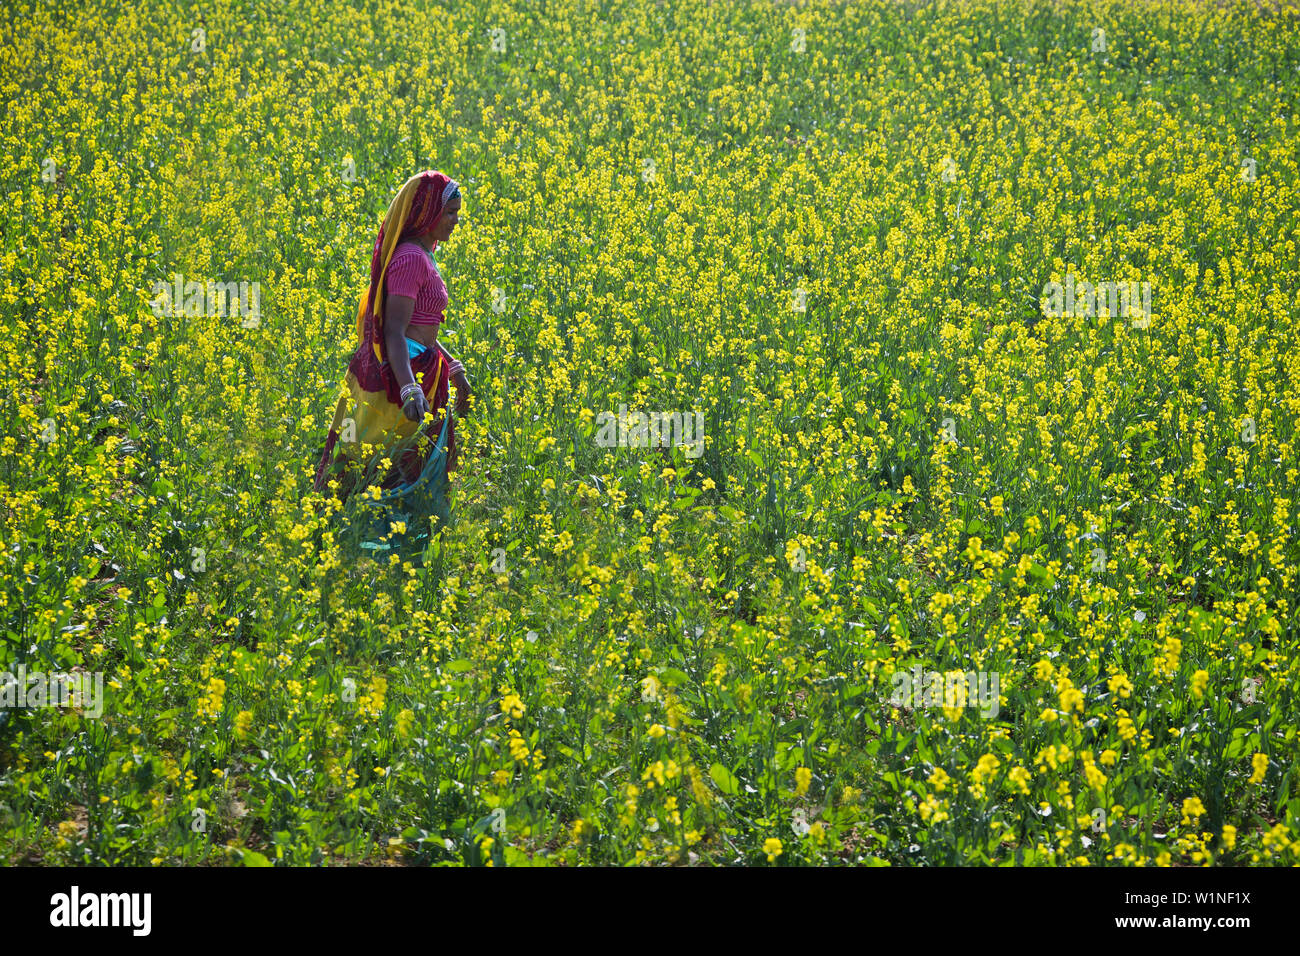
[403,389,431,422]
[451,370,472,417]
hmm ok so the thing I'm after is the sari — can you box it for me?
[313,170,461,499]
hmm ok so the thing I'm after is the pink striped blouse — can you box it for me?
[385,241,447,327]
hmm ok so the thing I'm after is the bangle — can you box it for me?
[400,384,422,402]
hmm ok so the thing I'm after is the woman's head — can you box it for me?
[394,171,461,251]
[424,188,461,245]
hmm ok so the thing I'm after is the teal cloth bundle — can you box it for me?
[343,405,453,559]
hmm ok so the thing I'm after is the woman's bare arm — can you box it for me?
[383,294,432,421]
[383,294,417,389]
[384,294,470,416]
[436,340,473,415]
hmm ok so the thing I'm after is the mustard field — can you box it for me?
[2,0,1299,866]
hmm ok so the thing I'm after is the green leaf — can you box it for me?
[658,667,689,687]
[504,846,550,866]
[239,849,272,867]
[1226,729,1248,759]
[709,762,740,796]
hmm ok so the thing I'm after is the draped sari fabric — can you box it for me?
[313,170,460,497]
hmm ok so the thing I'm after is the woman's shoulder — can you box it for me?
[390,240,433,266]
[385,242,435,296]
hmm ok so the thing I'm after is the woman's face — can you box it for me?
[431,196,461,242]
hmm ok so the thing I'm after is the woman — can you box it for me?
[314,170,472,501]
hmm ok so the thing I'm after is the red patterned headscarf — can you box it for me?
[355,170,461,363]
